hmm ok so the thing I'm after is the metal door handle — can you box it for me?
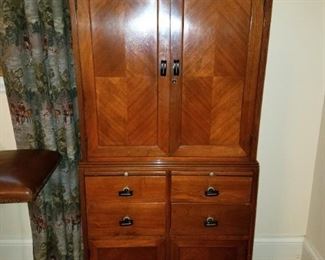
[173,59,180,76]
[160,60,167,76]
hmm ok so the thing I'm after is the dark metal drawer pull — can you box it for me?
[173,59,180,76]
[204,217,218,227]
[118,186,133,197]
[119,216,133,227]
[160,60,167,76]
[205,186,219,197]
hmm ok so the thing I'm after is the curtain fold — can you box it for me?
[0,0,82,259]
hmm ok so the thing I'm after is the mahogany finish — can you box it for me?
[171,0,266,158]
[171,204,251,236]
[89,238,165,260]
[172,240,247,260]
[85,176,166,203]
[74,0,269,161]
[178,0,250,152]
[171,176,252,204]
[76,0,169,158]
[0,150,60,203]
[69,0,273,258]
[86,202,166,238]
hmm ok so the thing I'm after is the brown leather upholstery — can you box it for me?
[0,150,61,203]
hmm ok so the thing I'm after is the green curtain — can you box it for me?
[0,0,82,259]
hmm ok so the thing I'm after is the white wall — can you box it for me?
[302,1,325,259]
[0,80,33,260]
[254,0,325,259]
[302,85,325,259]
[0,1,324,260]
[256,0,325,236]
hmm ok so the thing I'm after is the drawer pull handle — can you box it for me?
[205,186,219,197]
[119,216,133,227]
[204,217,218,227]
[160,60,167,76]
[118,186,133,197]
[173,59,180,76]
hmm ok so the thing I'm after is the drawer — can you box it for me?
[171,204,251,236]
[89,238,165,260]
[87,202,166,238]
[171,176,252,204]
[85,176,166,203]
[172,239,248,260]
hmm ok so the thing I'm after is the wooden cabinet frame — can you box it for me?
[70,0,273,162]
[69,0,273,259]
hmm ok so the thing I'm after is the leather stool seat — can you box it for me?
[0,150,60,203]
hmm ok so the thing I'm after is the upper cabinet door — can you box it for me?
[76,0,170,159]
[170,0,266,159]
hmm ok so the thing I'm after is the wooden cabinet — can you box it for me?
[170,0,264,158]
[90,239,166,260]
[172,240,247,260]
[171,204,251,236]
[171,174,252,204]
[70,0,273,258]
[85,176,167,203]
[75,0,169,158]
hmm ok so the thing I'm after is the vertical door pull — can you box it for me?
[160,60,167,76]
[173,60,180,76]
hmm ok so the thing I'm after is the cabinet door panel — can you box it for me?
[77,0,170,159]
[172,240,247,260]
[171,0,265,158]
[90,239,165,260]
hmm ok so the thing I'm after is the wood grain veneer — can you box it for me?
[85,176,166,203]
[171,204,251,236]
[171,176,252,204]
[69,0,273,258]
[87,202,166,238]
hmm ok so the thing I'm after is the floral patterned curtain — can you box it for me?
[0,0,82,259]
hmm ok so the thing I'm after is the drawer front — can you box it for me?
[85,176,166,203]
[172,240,247,260]
[171,176,252,204]
[87,203,166,238]
[89,238,165,260]
[171,204,251,236]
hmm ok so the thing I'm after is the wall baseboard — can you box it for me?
[0,239,33,260]
[253,236,304,260]
[1,237,320,260]
[302,239,325,260]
